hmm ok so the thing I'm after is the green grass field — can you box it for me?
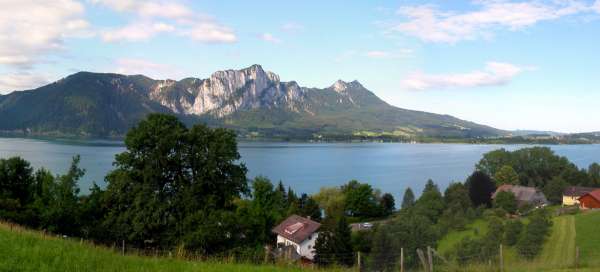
[0,223,340,272]
[575,210,600,267]
[436,211,600,272]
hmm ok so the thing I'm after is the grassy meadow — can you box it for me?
[0,222,341,272]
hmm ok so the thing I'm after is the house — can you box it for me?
[272,215,320,260]
[563,186,597,206]
[579,189,600,209]
[492,184,549,207]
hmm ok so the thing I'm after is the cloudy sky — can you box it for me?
[1,0,599,133]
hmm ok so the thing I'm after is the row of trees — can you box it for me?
[477,147,600,204]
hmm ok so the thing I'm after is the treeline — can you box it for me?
[477,147,600,203]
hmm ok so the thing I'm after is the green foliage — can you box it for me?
[102,114,248,252]
[493,191,517,214]
[313,187,345,218]
[504,220,523,246]
[589,163,600,186]
[314,216,354,267]
[494,165,519,186]
[342,180,378,218]
[543,176,568,204]
[440,182,472,230]
[379,193,395,216]
[413,180,445,223]
[466,171,495,207]
[517,209,552,259]
[401,187,415,210]
[477,147,590,188]
[370,210,438,270]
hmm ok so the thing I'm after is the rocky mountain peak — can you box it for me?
[331,79,364,93]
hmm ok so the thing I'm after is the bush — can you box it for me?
[494,191,517,214]
[516,209,552,259]
[504,220,523,246]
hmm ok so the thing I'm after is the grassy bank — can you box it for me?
[0,222,335,272]
[436,211,600,271]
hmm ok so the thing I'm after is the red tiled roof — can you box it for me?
[581,189,600,202]
[272,215,320,244]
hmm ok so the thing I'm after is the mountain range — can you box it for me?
[0,65,506,139]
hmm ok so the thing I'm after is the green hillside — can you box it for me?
[436,210,600,271]
[0,222,339,272]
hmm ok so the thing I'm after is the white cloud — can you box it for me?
[402,62,532,90]
[594,0,600,12]
[114,58,185,79]
[392,1,593,43]
[0,72,49,94]
[365,49,412,59]
[102,22,175,42]
[94,0,236,43]
[183,23,237,43]
[92,0,192,19]
[259,33,282,44]
[0,0,89,68]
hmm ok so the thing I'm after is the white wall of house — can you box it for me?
[276,232,319,260]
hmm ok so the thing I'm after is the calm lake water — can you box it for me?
[1,137,600,201]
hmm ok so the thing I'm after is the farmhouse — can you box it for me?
[492,184,549,207]
[563,186,597,206]
[579,189,600,209]
[272,215,320,260]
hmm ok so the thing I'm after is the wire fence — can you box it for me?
[3,221,600,271]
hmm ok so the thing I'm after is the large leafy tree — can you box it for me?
[494,165,519,186]
[342,180,378,218]
[102,114,248,252]
[494,191,517,214]
[0,157,35,223]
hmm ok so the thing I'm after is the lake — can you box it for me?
[1,137,600,201]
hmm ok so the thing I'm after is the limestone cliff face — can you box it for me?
[149,64,311,117]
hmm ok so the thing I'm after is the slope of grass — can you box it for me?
[536,215,576,268]
[575,210,600,267]
[437,219,487,255]
[0,223,336,272]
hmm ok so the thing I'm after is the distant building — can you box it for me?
[563,186,597,206]
[492,184,549,207]
[272,215,320,260]
[579,189,600,209]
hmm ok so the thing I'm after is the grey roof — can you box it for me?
[493,184,548,205]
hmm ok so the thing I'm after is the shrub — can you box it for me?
[504,220,523,246]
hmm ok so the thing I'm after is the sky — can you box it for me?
[0,0,599,133]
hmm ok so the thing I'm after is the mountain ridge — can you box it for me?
[0,65,506,139]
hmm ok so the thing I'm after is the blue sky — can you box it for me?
[1,0,599,132]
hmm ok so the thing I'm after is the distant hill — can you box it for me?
[0,65,506,139]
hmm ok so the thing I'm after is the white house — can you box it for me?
[272,215,320,260]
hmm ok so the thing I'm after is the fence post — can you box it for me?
[400,247,404,272]
[427,246,433,272]
[499,244,504,272]
[357,251,361,271]
[264,245,271,264]
[575,246,579,271]
[417,249,427,272]
[122,240,125,256]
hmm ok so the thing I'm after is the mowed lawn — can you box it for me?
[535,215,576,269]
[575,210,600,267]
[0,223,338,272]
